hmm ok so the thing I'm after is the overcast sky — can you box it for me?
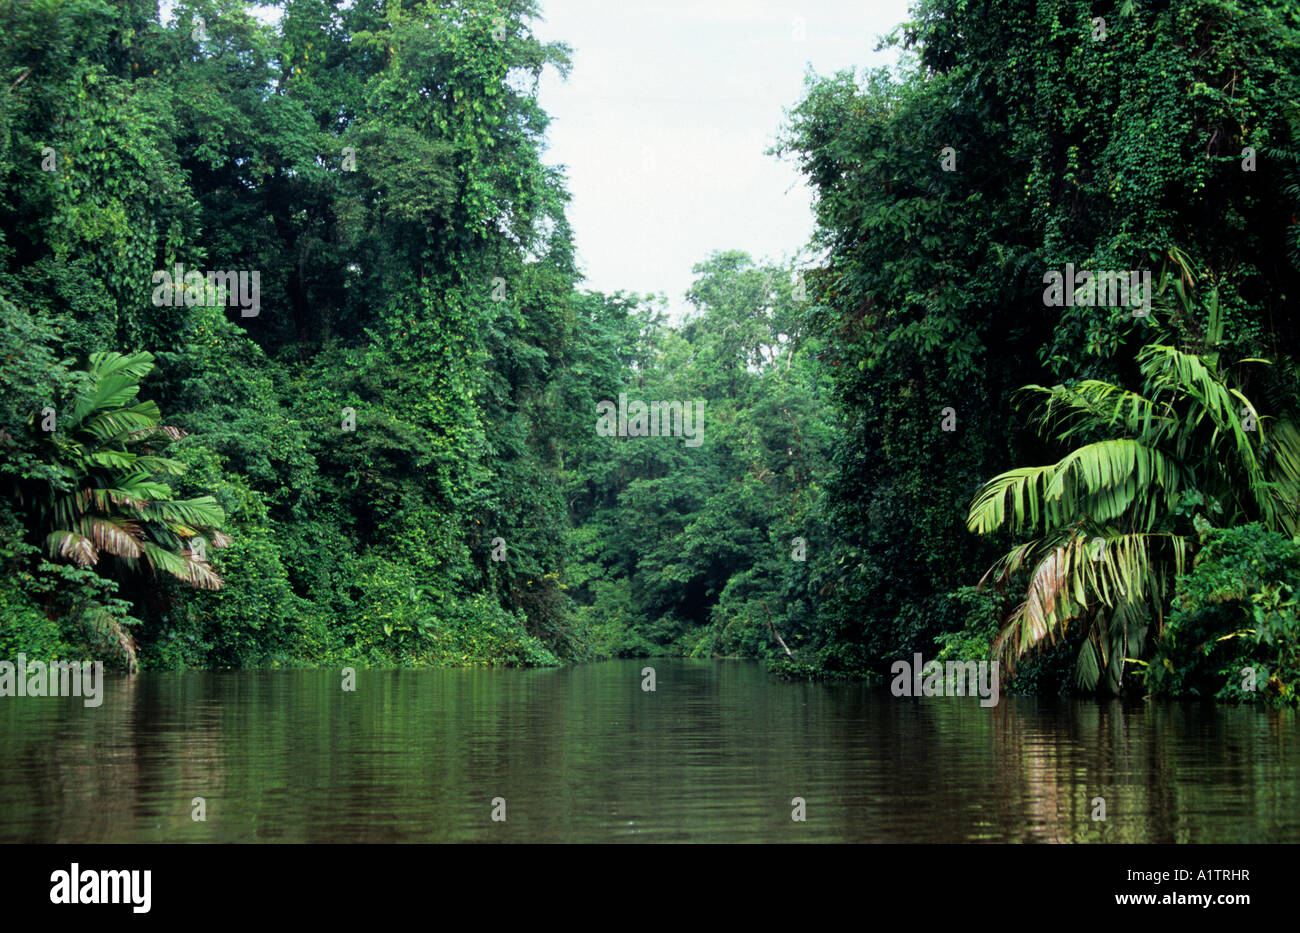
[532,0,913,317]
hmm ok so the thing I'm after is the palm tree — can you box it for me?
[26,351,230,667]
[967,341,1300,692]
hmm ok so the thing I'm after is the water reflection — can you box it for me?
[0,659,1294,842]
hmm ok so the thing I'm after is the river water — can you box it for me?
[0,658,1295,842]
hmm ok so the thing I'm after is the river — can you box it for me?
[0,659,1294,842]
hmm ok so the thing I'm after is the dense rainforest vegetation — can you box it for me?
[2,0,1299,707]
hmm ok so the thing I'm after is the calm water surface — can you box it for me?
[0,659,1295,842]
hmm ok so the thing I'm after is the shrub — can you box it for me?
[1146,524,1300,706]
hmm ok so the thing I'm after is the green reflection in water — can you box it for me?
[0,659,1294,842]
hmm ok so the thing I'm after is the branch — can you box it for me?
[761,600,793,658]
[9,67,33,92]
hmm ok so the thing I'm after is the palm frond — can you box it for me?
[1045,438,1184,526]
[75,515,144,560]
[142,496,225,529]
[70,351,156,424]
[141,541,224,590]
[46,529,97,566]
[77,487,150,513]
[968,465,1054,535]
[988,531,1187,677]
[88,450,137,470]
[80,402,162,445]
[1265,419,1300,535]
[968,439,1183,536]
[133,455,187,476]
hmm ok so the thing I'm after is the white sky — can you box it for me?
[533,0,913,317]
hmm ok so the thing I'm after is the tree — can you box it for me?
[968,332,1300,691]
[777,0,1300,676]
[28,351,227,587]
